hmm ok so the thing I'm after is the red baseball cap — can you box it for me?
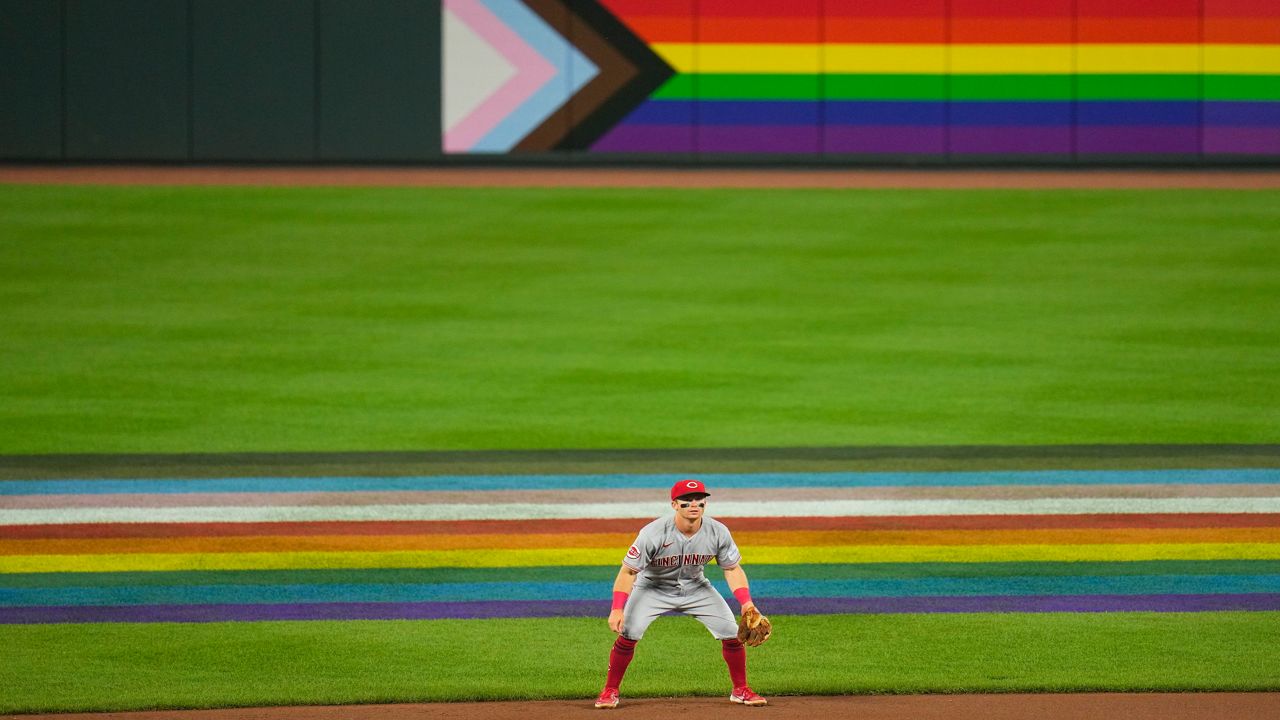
[671,478,710,500]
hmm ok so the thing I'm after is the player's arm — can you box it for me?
[722,565,756,612]
[608,565,639,633]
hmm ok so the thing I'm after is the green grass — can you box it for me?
[1,612,1276,713]
[2,185,1278,454]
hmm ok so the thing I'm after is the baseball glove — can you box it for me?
[737,606,772,647]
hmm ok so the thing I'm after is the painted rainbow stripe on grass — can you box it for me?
[3,468,1280,623]
[584,0,1280,156]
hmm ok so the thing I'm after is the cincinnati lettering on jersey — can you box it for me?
[652,553,715,567]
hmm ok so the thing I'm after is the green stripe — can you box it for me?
[653,74,823,100]
[1204,74,1280,101]
[950,75,1073,100]
[1077,74,1200,100]
[6,560,1278,589]
[651,73,1280,102]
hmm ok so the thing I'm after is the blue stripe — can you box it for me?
[627,100,826,125]
[1,469,1277,495]
[698,100,820,125]
[1077,101,1200,125]
[822,101,947,125]
[1203,101,1280,126]
[624,100,696,124]
[617,100,1272,129]
[6,575,1280,607]
[949,101,1072,125]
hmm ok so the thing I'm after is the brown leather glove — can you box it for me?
[736,605,772,647]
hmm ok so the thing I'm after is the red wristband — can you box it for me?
[611,591,629,611]
[732,587,753,607]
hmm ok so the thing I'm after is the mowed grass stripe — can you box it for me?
[6,560,1277,589]
[4,612,1276,712]
[9,526,1280,556]
[7,469,1278,495]
[8,574,1280,608]
[6,543,1280,573]
[8,513,1280,539]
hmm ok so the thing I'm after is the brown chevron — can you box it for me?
[516,0,639,152]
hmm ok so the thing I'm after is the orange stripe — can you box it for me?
[952,18,1073,43]
[1205,17,1280,43]
[698,17,820,43]
[7,527,1280,555]
[1078,17,1201,43]
[825,17,946,43]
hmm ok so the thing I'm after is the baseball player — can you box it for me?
[594,478,767,709]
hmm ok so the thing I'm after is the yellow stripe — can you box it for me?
[649,43,1280,76]
[825,44,949,74]
[950,45,1073,74]
[1205,45,1280,75]
[1076,45,1200,74]
[4,543,1279,573]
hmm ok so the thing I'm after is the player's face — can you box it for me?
[672,495,707,520]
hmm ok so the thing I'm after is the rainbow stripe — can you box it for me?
[3,468,1280,624]
[589,0,1280,156]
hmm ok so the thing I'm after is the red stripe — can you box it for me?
[1077,17,1201,42]
[698,0,821,17]
[597,0,693,18]
[618,16,694,43]
[951,0,1073,17]
[826,0,947,17]
[1078,0,1201,16]
[1206,0,1280,15]
[5,514,1279,539]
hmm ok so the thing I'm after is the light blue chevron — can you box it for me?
[470,0,598,152]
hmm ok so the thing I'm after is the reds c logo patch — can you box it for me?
[626,546,640,560]
[685,481,699,489]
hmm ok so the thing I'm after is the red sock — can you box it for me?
[721,638,748,688]
[605,637,638,690]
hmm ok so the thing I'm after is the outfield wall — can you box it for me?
[2,0,1278,164]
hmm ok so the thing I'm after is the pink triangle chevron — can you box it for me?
[442,0,556,153]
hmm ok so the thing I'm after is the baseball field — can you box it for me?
[1,171,1279,717]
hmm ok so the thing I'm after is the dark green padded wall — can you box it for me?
[318,0,441,161]
[0,0,63,159]
[191,0,316,160]
[65,0,190,159]
[1,0,443,161]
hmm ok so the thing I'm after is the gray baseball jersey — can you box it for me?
[619,515,742,640]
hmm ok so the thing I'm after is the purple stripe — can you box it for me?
[1076,127,1199,154]
[949,126,1072,155]
[0,600,607,624]
[768,594,1280,614]
[1203,127,1280,155]
[6,594,1280,624]
[697,126,820,154]
[590,124,695,153]
[823,126,946,154]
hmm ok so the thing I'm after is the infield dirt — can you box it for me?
[2,165,1280,189]
[6,693,1280,720]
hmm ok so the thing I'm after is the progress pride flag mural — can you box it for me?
[443,0,1280,158]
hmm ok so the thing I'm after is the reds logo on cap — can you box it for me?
[670,478,710,500]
